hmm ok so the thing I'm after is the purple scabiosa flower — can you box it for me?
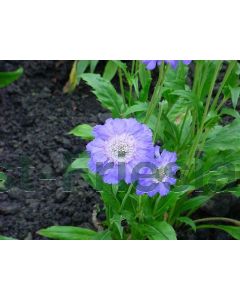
[136,146,178,197]
[142,60,191,70]
[86,118,155,184]
[142,60,162,70]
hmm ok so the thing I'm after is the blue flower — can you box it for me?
[136,146,178,197]
[142,60,191,70]
[142,60,162,70]
[86,118,155,184]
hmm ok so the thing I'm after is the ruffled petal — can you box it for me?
[158,182,170,196]
[146,60,157,70]
[102,164,123,184]
[160,149,177,164]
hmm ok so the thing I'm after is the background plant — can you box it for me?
[39,60,240,240]
[0,67,23,89]
[0,171,7,190]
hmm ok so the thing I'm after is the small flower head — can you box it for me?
[86,118,155,184]
[142,60,191,70]
[136,146,179,197]
[142,60,162,70]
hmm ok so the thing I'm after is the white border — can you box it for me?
[1,0,240,59]
[1,241,240,300]
[1,1,239,298]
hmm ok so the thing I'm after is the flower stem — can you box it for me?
[153,103,163,142]
[144,63,166,124]
[211,60,237,111]
[192,60,201,94]
[183,61,222,180]
[118,68,127,110]
[137,195,144,222]
[153,195,161,216]
[194,217,240,226]
[216,95,230,112]
[120,184,134,210]
[128,61,136,105]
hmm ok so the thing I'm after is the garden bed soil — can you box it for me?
[0,61,239,239]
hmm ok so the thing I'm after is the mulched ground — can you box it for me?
[0,60,239,239]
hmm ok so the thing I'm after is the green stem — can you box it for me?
[194,217,240,226]
[120,184,134,210]
[216,95,229,112]
[128,60,136,104]
[153,103,163,142]
[137,195,144,222]
[192,61,201,93]
[153,195,161,216]
[183,61,222,180]
[118,68,127,110]
[144,63,166,123]
[196,127,210,159]
[211,60,236,111]
[168,203,177,225]
[178,107,191,150]
[131,60,136,76]
[197,62,209,97]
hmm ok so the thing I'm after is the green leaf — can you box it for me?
[90,60,99,73]
[171,90,197,103]
[76,61,90,80]
[167,98,191,121]
[193,150,240,191]
[132,77,139,98]
[164,63,189,92]
[100,190,120,211]
[0,67,23,88]
[0,235,15,240]
[64,61,90,93]
[155,185,195,218]
[144,221,177,240]
[139,63,151,88]
[220,107,240,119]
[205,119,240,152]
[103,61,118,81]
[198,61,220,100]
[95,230,112,240]
[229,86,240,109]
[110,214,124,239]
[37,226,99,240]
[69,124,93,140]
[124,103,148,116]
[112,60,127,72]
[0,172,7,181]
[197,224,240,240]
[81,73,123,117]
[216,225,240,240]
[178,217,196,231]
[180,195,211,214]
[0,172,7,189]
[228,185,240,197]
[223,62,240,99]
[67,155,89,172]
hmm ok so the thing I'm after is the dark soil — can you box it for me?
[0,60,111,239]
[0,60,239,240]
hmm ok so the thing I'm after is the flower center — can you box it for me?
[154,166,167,182]
[105,133,136,163]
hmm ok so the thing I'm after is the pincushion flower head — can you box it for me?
[136,146,179,197]
[142,60,191,70]
[86,118,155,184]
